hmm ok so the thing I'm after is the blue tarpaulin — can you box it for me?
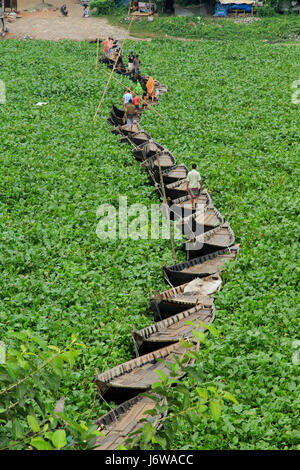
[117,0,130,7]
[214,3,252,16]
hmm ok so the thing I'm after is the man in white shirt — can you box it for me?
[186,163,202,210]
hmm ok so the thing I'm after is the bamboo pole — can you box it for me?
[95,37,100,70]
[93,16,134,121]
[93,63,117,121]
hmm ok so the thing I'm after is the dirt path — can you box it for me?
[6,1,137,41]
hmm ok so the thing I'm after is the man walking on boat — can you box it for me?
[186,163,202,211]
[124,99,136,132]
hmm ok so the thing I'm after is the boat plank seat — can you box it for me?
[96,341,197,402]
[150,275,219,318]
[95,396,157,450]
[121,130,152,146]
[162,164,189,185]
[171,191,212,218]
[132,304,215,354]
[186,222,235,259]
[176,205,224,236]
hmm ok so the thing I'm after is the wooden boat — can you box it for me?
[170,191,212,220]
[132,303,215,355]
[100,54,113,66]
[150,274,220,319]
[162,164,189,185]
[101,42,122,64]
[185,222,235,260]
[144,96,160,106]
[120,130,152,146]
[107,115,115,126]
[95,341,198,403]
[95,395,161,450]
[142,141,166,161]
[163,245,240,287]
[165,179,188,200]
[115,64,129,76]
[112,121,141,137]
[132,141,165,162]
[176,205,224,238]
[109,106,125,126]
[110,103,144,125]
[141,151,176,174]
[110,110,141,127]
[109,110,124,127]
[132,142,147,160]
[112,104,125,119]
[156,84,168,95]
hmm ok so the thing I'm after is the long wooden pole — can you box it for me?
[95,37,100,70]
[93,64,117,121]
[93,17,134,121]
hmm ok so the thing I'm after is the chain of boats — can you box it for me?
[94,43,239,450]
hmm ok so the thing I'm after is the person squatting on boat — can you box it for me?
[186,163,202,210]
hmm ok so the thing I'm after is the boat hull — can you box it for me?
[133,304,215,355]
[163,247,239,286]
[95,341,198,403]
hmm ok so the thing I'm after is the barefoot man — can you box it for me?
[186,163,202,211]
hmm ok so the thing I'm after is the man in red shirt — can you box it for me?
[103,39,108,55]
[133,94,140,110]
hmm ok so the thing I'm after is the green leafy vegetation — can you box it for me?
[90,0,116,15]
[125,325,239,450]
[0,40,176,436]
[0,330,102,449]
[0,33,299,449]
[106,14,300,41]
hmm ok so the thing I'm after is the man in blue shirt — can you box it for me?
[123,88,132,109]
